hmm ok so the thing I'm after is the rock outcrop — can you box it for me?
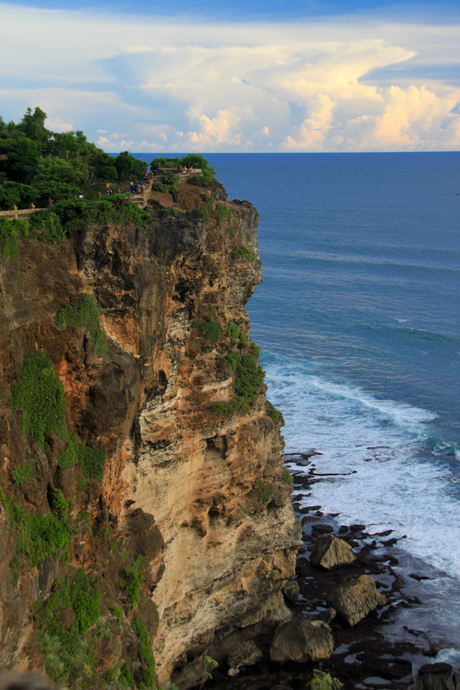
[0,181,301,688]
[270,619,334,664]
[310,533,356,569]
[327,574,386,626]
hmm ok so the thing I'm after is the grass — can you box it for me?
[55,293,107,356]
[232,245,255,261]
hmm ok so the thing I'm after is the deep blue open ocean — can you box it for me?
[142,152,460,656]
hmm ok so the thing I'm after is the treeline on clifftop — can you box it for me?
[0,107,146,210]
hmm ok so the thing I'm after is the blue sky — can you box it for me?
[1,0,459,152]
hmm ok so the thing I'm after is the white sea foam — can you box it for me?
[265,356,460,581]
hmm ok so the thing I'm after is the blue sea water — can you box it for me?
[142,152,460,650]
[208,152,460,651]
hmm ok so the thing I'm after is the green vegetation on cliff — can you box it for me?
[0,107,145,209]
[56,293,107,356]
[150,153,215,186]
[10,349,106,479]
[214,335,265,417]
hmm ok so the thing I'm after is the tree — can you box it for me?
[18,107,48,146]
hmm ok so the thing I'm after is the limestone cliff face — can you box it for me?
[0,181,301,688]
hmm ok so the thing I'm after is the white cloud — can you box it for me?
[46,116,74,132]
[0,4,459,151]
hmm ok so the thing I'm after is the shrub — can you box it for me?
[266,400,284,425]
[75,443,106,480]
[213,346,265,417]
[110,605,122,624]
[282,468,293,485]
[133,617,156,688]
[311,670,343,690]
[55,293,107,356]
[227,323,239,345]
[0,214,66,261]
[232,245,255,261]
[37,571,102,688]
[121,553,148,610]
[10,349,67,450]
[194,313,221,347]
[199,205,209,222]
[153,170,178,194]
[11,349,106,480]
[255,479,275,504]
[215,204,231,221]
[11,458,35,484]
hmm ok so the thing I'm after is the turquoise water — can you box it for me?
[142,152,460,646]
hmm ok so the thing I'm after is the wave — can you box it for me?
[262,352,460,580]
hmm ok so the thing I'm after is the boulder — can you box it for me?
[270,619,334,664]
[413,663,456,690]
[310,534,356,569]
[327,574,386,626]
[282,580,300,603]
[227,640,263,676]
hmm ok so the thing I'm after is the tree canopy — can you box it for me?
[0,108,146,210]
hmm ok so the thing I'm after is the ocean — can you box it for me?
[141,152,460,658]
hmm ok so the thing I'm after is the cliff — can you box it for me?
[0,180,301,688]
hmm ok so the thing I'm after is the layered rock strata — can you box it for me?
[0,181,300,688]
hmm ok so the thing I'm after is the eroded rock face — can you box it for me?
[0,185,301,687]
[310,534,356,569]
[327,574,387,626]
[270,619,334,664]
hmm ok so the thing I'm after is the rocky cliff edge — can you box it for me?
[0,181,301,688]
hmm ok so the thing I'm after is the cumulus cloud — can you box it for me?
[0,3,459,151]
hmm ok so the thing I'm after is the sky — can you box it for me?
[1,0,460,152]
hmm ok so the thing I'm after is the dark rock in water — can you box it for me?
[227,640,263,676]
[350,524,366,532]
[318,607,336,624]
[327,574,387,626]
[304,505,322,512]
[312,524,334,535]
[339,525,349,534]
[282,580,300,603]
[302,515,318,524]
[310,534,356,569]
[383,538,398,546]
[270,619,334,663]
[414,663,455,690]
[409,573,433,581]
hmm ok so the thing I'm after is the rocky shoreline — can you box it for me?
[207,451,460,690]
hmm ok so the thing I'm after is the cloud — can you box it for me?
[0,3,459,151]
[46,116,74,132]
[284,94,336,150]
